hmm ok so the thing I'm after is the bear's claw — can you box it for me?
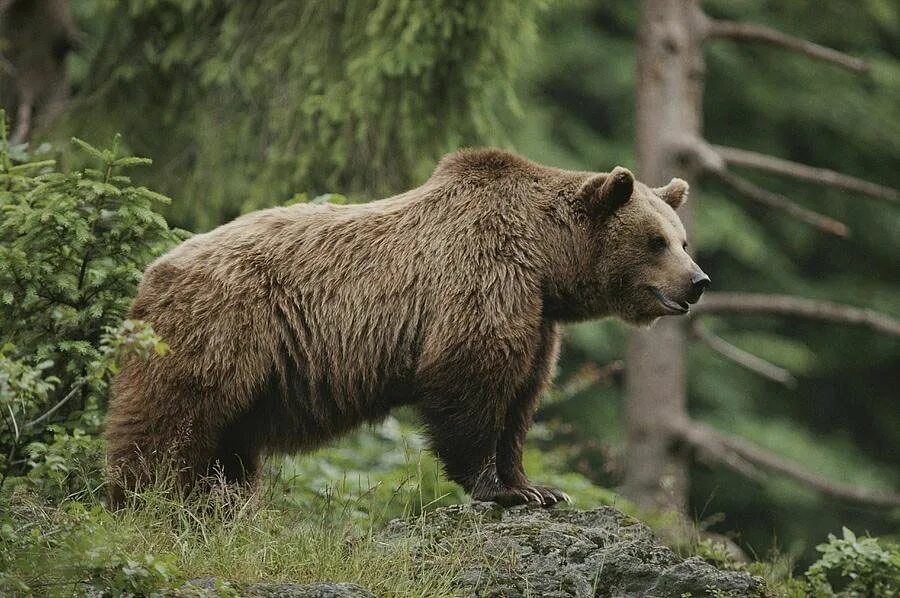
[474,483,571,508]
[527,484,571,506]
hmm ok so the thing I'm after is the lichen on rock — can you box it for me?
[382,502,766,597]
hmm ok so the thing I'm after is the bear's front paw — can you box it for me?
[473,483,571,508]
[526,484,571,507]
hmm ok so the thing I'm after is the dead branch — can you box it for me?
[703,19,869,73]
[713,146,899,203]
[672,136,850,236]
[686,423,766,484]
[548,361,624,407]
[691,322,796,387]
[5,404,19,441]
[25,381,85,429]
[560,361,624,397]
[713,169,849,237]
[11,100,32,146]
[675,419,900,508]
[694,293,900,337]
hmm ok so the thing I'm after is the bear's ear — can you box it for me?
[580,167,634,216]
[654,178,689,210]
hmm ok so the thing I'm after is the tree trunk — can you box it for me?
[624,0,705,513]
[0,0,78,143]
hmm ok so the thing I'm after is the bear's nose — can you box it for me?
[688,270,710,303]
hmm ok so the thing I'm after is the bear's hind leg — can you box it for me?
[209,422,262,487]
[105,416,215,507]
[105,389,225,507]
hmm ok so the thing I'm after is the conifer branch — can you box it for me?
[691,322,796,387]
[675,419,900,508]
[713,146,899,203]
[693,293,900,337]
[703,19,870,73]
[713,169,849,237]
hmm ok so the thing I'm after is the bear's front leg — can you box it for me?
[417,354,542,505]
[418,321,568,507]
[495,322,570,506]
[420,399,545,506]
[495,399,571,506]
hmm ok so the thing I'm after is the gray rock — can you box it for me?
[381,502,767,597]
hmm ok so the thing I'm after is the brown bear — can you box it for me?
[105,148,708,507]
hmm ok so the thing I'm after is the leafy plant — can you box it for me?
[805,527,900,597]
[83,552,176,597]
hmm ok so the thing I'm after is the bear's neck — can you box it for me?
[539,217,612,323]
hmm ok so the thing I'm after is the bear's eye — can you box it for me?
[649,235,668,252]
[682,241,688,251]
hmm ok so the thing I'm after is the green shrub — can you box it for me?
[0,112,178,491]
[82,551,176,597]
[804,527,900,597]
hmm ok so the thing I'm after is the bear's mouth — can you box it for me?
[650,287,690,314]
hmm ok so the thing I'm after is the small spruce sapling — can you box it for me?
[0,110,179,491]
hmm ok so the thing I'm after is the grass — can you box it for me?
[4,468,802,597]
[2,461,505,596]
[0,420,592,595]
[1,419,560,596]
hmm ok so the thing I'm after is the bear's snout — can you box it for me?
[686,268,710,304]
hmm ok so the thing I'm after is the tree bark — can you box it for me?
[0,0,78,143]
[624,0,705,513]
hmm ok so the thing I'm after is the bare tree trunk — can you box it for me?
[622,1,898,514]
[624,0,705,513]
[0,0,79,143]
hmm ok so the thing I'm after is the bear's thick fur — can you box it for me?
[105,148,706,507]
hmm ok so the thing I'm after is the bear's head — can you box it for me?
[555,166,709,326]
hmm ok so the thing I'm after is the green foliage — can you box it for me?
[274,418,460,518]
[685,529,900,598]
[0,346,59,441]
[0,494,177,596]
[25,426,106,499]
[64,0,545,230]
[83,552,176,597]
[269,413,624,526]
[692,536,743,571]
[0,115,177,488]
[805,527,900,597]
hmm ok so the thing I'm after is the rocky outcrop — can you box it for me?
[186,503,766,597]
[382,503,766,597]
